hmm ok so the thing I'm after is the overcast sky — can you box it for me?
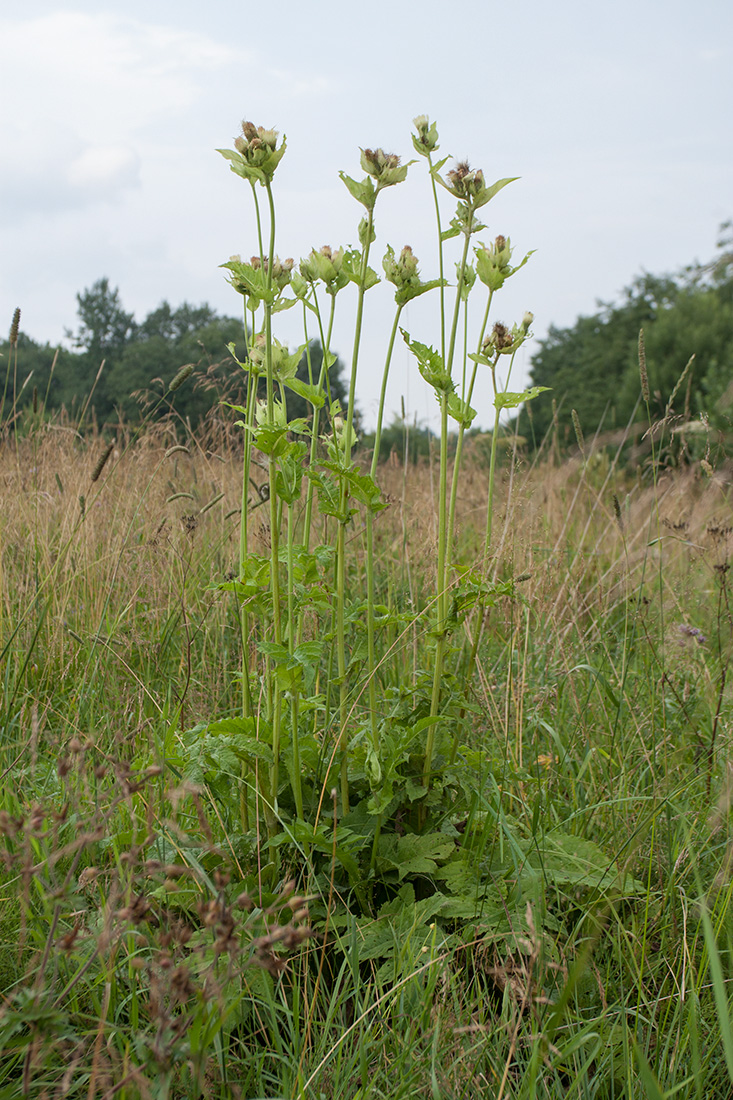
[2,0,731,430]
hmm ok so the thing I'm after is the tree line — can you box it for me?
[1,278,348,432]
[4,224,732,460]
[518,224,733,455]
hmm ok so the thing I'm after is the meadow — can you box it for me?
[1,116,732,1099]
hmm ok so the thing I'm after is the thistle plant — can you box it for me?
[215,115,544,901]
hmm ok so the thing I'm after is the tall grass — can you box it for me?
[0,115,732,1098]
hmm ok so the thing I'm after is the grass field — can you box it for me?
[1,413,732,1099]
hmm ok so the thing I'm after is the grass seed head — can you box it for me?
[91,441,114,482]
[9,307,20,346]
[639,328,650,402]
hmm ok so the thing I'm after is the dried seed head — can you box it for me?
[168,363,194,394]
[9,308,20,347]
[638,329,649,403]
[91,441,114,483]
[612,493,624,532]
[571,409,585,453]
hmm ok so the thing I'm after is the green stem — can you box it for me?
[302,291,336,553]
[365,304,404,750]
[286,494,303,821]
[337,206,376,812]
[424,219,474,788]
[263,181,282,837]
[427,154,446,363]
[446,290,494,562]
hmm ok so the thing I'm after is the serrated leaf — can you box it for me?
[447,392,477,427]
[379,832,455,881]
[271,296,298,313]
[494,385,550,411]
[401,329,453,392]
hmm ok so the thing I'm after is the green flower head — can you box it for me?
[219,119,287,184]
[475,236,535,292]
[359,148,410,187]
[412,115,439,156]
[446,161,485,200]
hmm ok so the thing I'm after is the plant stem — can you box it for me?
[424,220,474,787]
[365,305,404,749]
[263,181,282,836]
[336,206,375,812]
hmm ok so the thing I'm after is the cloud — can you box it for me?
[0,11,238,220]
[66,146,141,197]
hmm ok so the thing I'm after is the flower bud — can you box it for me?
[383,244,420,288]
[412,115,440,155]
[446,162,485,200]
[270,255,294,291]
[224,120,287,184]
[300,245,348,292]
[475,235,513,291]
[458,261,476,301]
[482,321,515,357]
[248,333,267,370]
[359,147,409,187]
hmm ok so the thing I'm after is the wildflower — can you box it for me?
[483,321,515,356]
[383,245,445,306]
[679,624,706,646]
[383,244,419,288]
[475,236,534,292]
[219,120,287,184]
[359,148,409,187]
[412,115,440,156]
[300,245,348,293]
[446,161,485,200]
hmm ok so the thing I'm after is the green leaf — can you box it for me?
[633,1041,667,1100]
[473,175,520,211]
[395,277,446,306]
[284,377,326,409]
[699,901,733,1086]
[494,385,550,411]
[378,832,455,881]
[271,296,298,314]
[339,172,377,211]
[447,392,477,427]
[401,329,453,393]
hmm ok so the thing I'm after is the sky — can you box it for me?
[2,0,731,431]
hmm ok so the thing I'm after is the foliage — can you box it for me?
[1,288,348,431]
[3,119,733,1099]
[521,228,733,456]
